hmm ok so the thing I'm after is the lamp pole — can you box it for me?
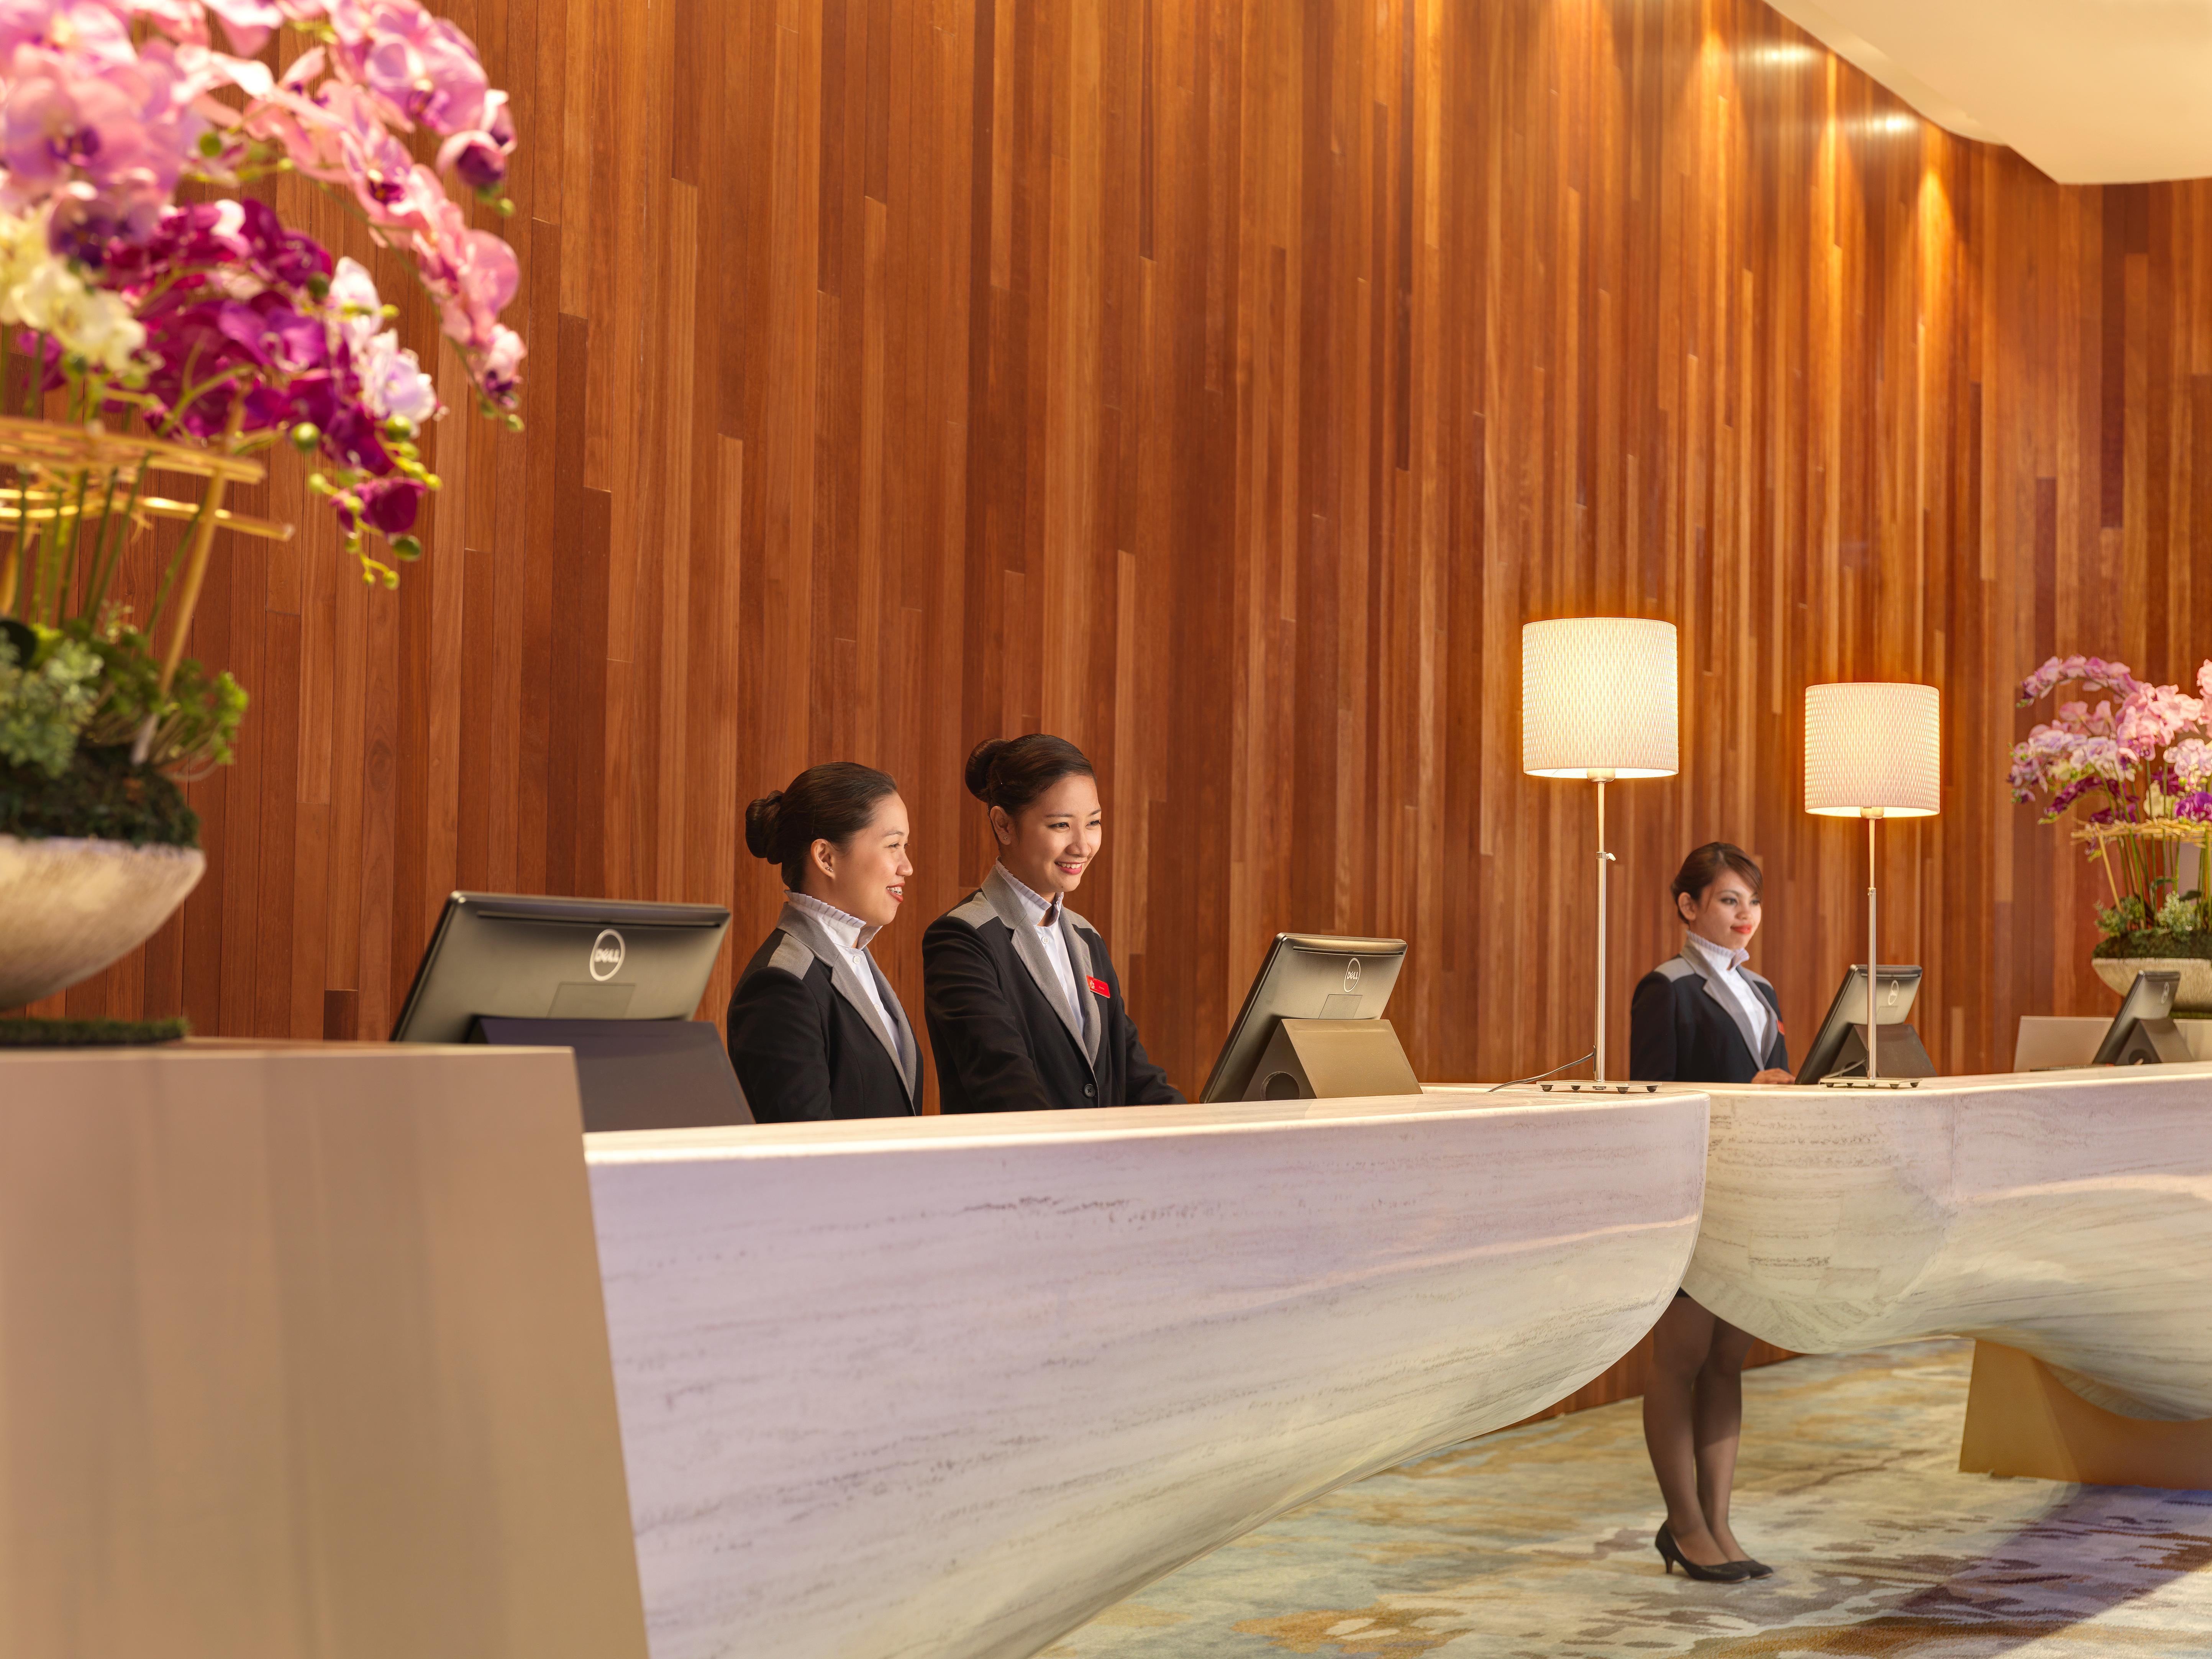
[1864,809,1882,1080]
[1594,772,1617,1080]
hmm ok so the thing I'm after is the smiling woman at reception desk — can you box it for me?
[923,734,1183,1113]
[726,764,922,1121]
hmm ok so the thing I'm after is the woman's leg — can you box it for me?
[1641,1296,1732,1566]
[1692,1317,1757,1559]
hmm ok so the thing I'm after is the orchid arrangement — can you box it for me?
[2010,654,2212,943]
[0,0,524,571]
[0,0,524,834]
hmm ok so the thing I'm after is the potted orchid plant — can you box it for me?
[2009,654,2212,1010]
[0,0,523,1015]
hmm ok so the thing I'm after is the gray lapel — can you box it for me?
[1059,911,1105,1064]
[1744,974,1783,1069]
[982,865,1094,1064]
[1683,945,1767,1071]
[777,902,912,1097]
[866,952,923,1099]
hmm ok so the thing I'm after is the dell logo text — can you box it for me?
[589,928,626,982]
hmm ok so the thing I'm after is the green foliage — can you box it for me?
[2157,889,2207,934]
[0,621,103,777]
[0,742,200,846]
[71,620,246,777]
[2096,893,2151,940]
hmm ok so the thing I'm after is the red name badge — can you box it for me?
[1087,976,1110,998]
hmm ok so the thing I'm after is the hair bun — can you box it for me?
[743,790,785,861]
[963,738,1009,803]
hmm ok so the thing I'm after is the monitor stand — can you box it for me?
[1826,1022,1937,1080]
[472,1017,755,1131]
[2109,1015,2192,1066]
[1242,1018,1422,1101]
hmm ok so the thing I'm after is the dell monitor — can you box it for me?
[392,892,748,1129]
[2091,969,2190,1065]
[1796,965,1932,1083]
[1200,933,1413,1103]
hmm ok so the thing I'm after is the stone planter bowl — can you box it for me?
[0,834,206,1008]
[2092,955,2212,1015]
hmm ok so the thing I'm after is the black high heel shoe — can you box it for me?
[1654,1523,1753,1582]
[1728,1556,1774,1579]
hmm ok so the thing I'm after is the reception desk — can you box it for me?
[1682,1066,2212,1420]
[20,1047,2209,1659]
[0,1043,648,1659]
[586,1087,1710,1659]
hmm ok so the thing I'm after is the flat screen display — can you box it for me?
[1199,933,1407,1103]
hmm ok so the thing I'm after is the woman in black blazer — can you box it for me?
[1629,842,1791,1583]
[726,762,922,1121]
[923,734,1182,1113]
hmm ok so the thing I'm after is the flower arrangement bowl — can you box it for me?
[2092,949,2212,1014]
[0,831,203,1006]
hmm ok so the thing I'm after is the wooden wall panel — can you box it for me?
[25,0,2212,1106]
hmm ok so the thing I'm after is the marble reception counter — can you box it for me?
[586,1086,1710,1659]
[1682,1066,2212,1421]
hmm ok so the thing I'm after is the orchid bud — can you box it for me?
[198,131,223,158]
[393,535,423,562]
[291,422,321,454]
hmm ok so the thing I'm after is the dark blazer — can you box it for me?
[1629,945,1789,1084]
[922,864,1182,1113]
[726,900,921,1121]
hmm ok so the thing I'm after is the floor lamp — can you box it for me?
[1522,619,1680,1082]
[1804,683,1941,1080]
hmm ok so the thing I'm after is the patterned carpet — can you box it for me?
[1046,1341,2212,1658]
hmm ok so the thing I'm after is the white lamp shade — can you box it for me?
[1804,682,1941,817]
[1521,618,1680,779]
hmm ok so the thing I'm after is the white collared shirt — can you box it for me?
[786,891,901,1056]
[1682,930,1776,1064]
[996,863,1086,1029]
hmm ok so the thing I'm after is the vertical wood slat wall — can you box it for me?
[22,0,2212,1103]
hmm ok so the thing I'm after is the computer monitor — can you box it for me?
[1795,965,1930,1084]
[392,892,747,1130]
[2091,969,2188,1065]
[1199,934,1410,1103]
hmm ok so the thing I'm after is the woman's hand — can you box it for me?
[1752,1067,1794,1085]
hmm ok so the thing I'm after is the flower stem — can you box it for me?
[84,460,146,623]
[151,406,246,706]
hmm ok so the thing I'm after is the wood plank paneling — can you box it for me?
[22,0,2212,1111]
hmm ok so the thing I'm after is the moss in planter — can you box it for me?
[2092,929,2212,961]
[0,744,200,848]
[0,1015,189,1046]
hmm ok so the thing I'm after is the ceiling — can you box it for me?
[1761,0,2212,184]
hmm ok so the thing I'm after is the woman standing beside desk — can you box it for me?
[923,734,1182,1113]
[1629,841,1790,1584]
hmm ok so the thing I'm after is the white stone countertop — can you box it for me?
[1681,1064,2212,1421]
[586,1085,1710,1659]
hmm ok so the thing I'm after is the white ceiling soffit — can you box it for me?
[1761,0,2212,185]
